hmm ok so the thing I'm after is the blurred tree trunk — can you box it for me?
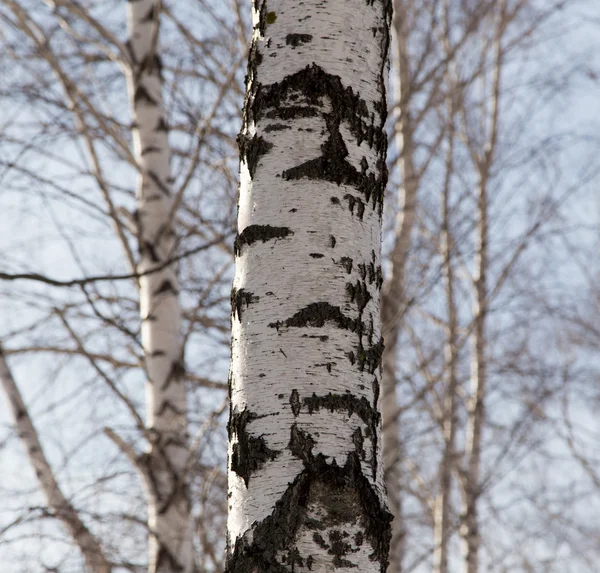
[226,1,393,571]
[125,2,194,572]
[0,346,112,573]
[460,5,504,572]
[381,2,418,572]
[433,82,458,573]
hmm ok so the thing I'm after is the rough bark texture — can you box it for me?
[380,2,417,572]
[227,1,393,571]
[125,2,194,572]
[0,346,112,573]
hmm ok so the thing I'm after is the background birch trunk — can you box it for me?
[126,2,194,571]
[432,92,458,573]
[227,1,393,570]
[381,0,418,573]
[381,3,418,571]
[460,6,504,572]
[0,346,112,573]
[461,160,489,573]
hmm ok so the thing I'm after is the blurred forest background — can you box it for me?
[1,1,600,572]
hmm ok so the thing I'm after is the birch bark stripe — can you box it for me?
[125,1,194,572]
[0,346,112,573]
[228,1,392,571]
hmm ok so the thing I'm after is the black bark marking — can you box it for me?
[301,392,377,428]
[314,362,334,373]
[286,34,313,47]
[156,117,169,132]
[337,257,353,274]
[289,423,316,461]
[134,85,157,105]
[155,544,184,573]
[264,123,292,132]
[140,5,155,23]
[290,389,301,416]
[154,279,178,296]
[226,448,392,573]
[281,547,304,568]
[346,280,372,312]
[148,170,171,196]
[301,334,330,341]
[238,133,273,178]
[231,288,259,321]
[329,530,358,568]
[229,408,281,487]
[313,532,330,549]
[355,531,364,547]
[357,338,384,375]
[141,146,161,155]
[345,249,385,375]
[330,235,337,248]
[268,302,356,332]
[141,53,163,77]
[352,427,366,460]
[245,64,387,216]
[161,359,185,390]
[234,225,293,256]
[140,241,160,262]
[309,253,324,258]
[344,193,366,220]
[155,400,185,417]
[266,105,320,120]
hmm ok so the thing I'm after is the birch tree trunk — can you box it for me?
[460,8,503,571]
[227,1,393,571]
[125,3,194,572]
[433,106,458,573]
[381,3,418,571]
[461,171,488,573]
[0,346,112,573]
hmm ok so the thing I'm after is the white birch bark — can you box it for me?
[227,1,393,571]
[125,3,194,572]
[381,3,418,571]
[0,346,112,573]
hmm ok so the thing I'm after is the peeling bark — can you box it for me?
[125,2,194,571]
[227,1,393,571]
